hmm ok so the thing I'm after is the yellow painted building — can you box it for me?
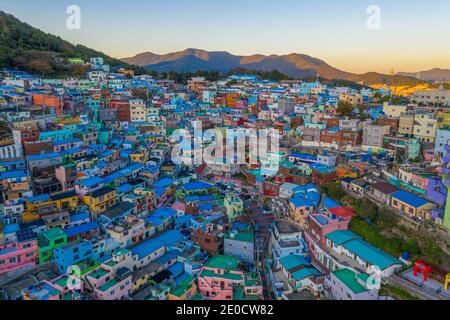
[437,111,450,129]
[24,190,79,222]
[130,151,149,164]
[390,192,436,221]
[82,187,117,217]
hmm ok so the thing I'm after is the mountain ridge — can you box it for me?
[0,10,143,76]
[396,68,450,82]
[122,49,425,86]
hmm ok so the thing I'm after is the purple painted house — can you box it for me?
[426,177,448,207]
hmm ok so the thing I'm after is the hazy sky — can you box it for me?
[1,0,450,74]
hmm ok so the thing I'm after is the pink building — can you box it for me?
[308,214,349,246]
[422,142,435,162]
[0,239,38,275]
[410,173,430,191]
[84,249,133,300]
[197,255,263,300]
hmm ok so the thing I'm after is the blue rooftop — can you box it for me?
[391,191,429,208]
[70,212,89,223]
[27,152,60,161]
[77,177,103,188]
[198,203,213,211]
[3,223,20,234]
[118,183,134,193]
[181,181,214,191]
[64,222,99,238]
[102,163,144,184]
[154,230,185,247]
[291,197,318,208]
[131,239,165,260]
[0,247,19,256]
[0,170,28,180]
[324,197,341,209]
[313,215,330,226]
[168,261,184,277]
[152,178,174,188]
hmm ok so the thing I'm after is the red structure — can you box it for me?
[414,259,432,282]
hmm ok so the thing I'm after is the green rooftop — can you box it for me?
[89,268,109,280]
[43,227,66,240]
[54,276,69,288]
[291,268,321,281]
[325,230,361,246]
[190,293,205,300]
[205,255,239,271]
[244,273,261,287]
[233,286,259,300]
[200,269,242,281]
[279,255,310,271]
[333,269,368,294]
[170,276,195,297]
[225,230,254,243]
[99,279,118,292]
[105,259,118,267]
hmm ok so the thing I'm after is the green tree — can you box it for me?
[27,59,52,75]
[320,182,347,202]
[336,101,355,117]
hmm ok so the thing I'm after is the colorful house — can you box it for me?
[197,255,263,300]
[0,233,38,275]
[325,268,378,300]
[325,230,402,277]
[390,190,437,221]
[81,186,117,218]
[54,239,94,274]
[38,228,68,263]
[168,275,198,300]
[224,226,255,265]
[224,193,243,222]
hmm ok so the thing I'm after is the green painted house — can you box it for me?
[38,228,68,263]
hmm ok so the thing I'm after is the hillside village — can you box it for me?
[0,51,449,302]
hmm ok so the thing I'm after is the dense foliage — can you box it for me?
[0,11,145,76]
[156,68,292,84]
[321,182,447,266]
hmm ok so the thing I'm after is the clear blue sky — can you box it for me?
[1,0,449,73]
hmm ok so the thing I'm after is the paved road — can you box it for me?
[250,203,275,300]
[387,275,446,300]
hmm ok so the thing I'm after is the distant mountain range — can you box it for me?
[123,48,426,86]
[396,68,450,82]
[0,10,445,87]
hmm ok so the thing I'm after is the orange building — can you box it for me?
[32,94,62,115]
[225,93,240,108]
